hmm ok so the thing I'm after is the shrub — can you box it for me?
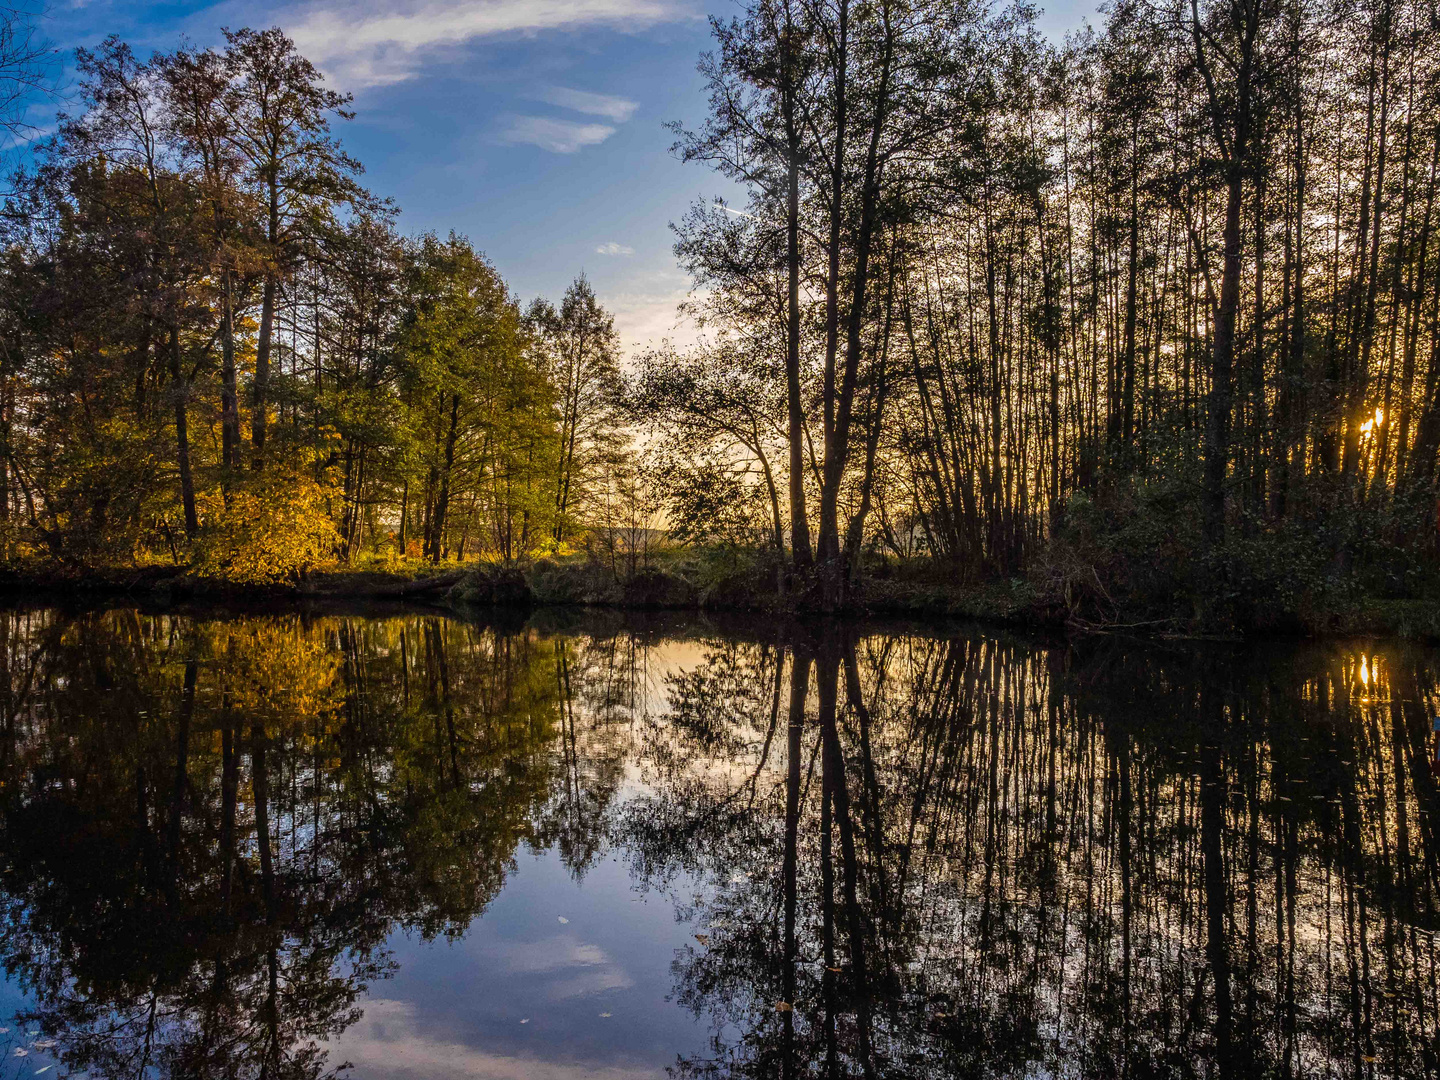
[194,473,340,584]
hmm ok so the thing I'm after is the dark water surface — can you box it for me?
[0,606,1437,1079]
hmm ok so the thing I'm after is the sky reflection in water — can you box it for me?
[0,607,1437,1079]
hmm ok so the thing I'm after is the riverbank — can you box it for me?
[0,561,468,605]
[448,557,1440,640]
[2,553,1438,641]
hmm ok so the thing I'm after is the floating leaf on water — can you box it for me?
[558,917,569,924]
[694,934,710,946]
[776,1002,794,1013]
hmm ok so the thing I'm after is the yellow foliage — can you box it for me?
[194,472,340,584]
[193,617,344,741]
[533,536,576,559]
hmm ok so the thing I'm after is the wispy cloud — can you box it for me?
[606,286,702,354]
[329,999,655,1080]
[595,242,634,256]
[501,115,616,153]
[286,0,688,90]
[536,86,638,123]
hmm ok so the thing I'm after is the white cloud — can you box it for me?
[328,999,655,1080]
[595,242,635,256]
[501,115,616,153]
[536,87,638,123]
[286,0,689,90]
[500,939,611,974]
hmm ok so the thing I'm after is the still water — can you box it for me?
[0,605,1436,1079]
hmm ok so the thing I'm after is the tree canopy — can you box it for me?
[0,28,622,579]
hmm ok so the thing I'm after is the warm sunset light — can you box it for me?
[0,0,1436,1073]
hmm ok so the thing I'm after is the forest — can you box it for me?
[0,29,629,583]
[645,0,1440,622]
[3,0,1440,628]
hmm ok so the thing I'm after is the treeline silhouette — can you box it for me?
[637,0,1440,620]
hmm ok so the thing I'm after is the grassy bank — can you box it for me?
[3,547,1438,641]
[447,549,1440,641]
[0,559,467,605]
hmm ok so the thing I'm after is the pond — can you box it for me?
[0,605,1436,1079]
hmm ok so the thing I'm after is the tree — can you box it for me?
[161,43,254,483]
[631,339,793,552]
[0,1,54,189]
[1187,0,1271,545]
[0,28,577,577]
[221,27,360,470]
[400,233,556,563]
[49,39,214,540]
[526,274,622,542]
[676,0,982,601]
[675,1,820,567]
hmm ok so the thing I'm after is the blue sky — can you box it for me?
[41,0,1101,351]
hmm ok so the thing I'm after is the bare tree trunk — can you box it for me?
[783,12,813,569]
[820,0,894,595]
[1193,0,1260,546]
[430,393,460,563]
[252,189,280,469]
[220,270,240,483]
[169,326,199,538]
[1206,168,1243,546]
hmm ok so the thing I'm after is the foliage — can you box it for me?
[658,455,777,549]
[192,470,340,584]
[0,28,628,578]
[399,233,560,562]
[636,0,1440,621]
[4,0,1440,626]
[526,274,624,542]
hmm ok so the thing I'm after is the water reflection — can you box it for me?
[0,608,1436,1078]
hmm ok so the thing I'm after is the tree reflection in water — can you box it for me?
[0,608,1436,1079]
[0,609,627,1079]
[621,627,1440,1079]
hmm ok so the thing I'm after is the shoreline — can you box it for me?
[1,560,1438,643]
